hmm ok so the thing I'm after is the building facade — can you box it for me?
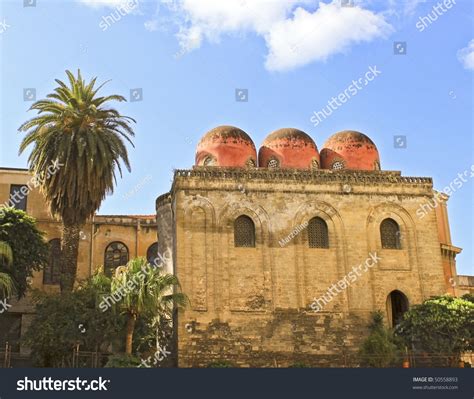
[0,167,157,355]
[156,126,470,367]
[0,125,472,367]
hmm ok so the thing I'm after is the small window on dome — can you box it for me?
[311,158,319,169]
[203,155,216,166]
[267,158,280,169]
[332,160,345,170]
[245,158,256,168]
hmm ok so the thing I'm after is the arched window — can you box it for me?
[311,158,319,169]
[234,215,255,247]
[147,242,159,266]
[308,217,329,248]
[267,157,280,168]
[203,155,216,166]
[43,239,61,285]
[245,158,256,168]
[380,218,401,249]
[332,160,345,170]
[387,290,409,327]
[104,242,129,276]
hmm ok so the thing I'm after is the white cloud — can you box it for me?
[164,0,392,71]
[402,0,426,16]
[172,0,308,52]
[265,2,393,71]
[144,19,159,32]
[457,39,474,71]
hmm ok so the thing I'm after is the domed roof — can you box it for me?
[195,125,257,168]
[320,130,381,171]
[258,128,320,169]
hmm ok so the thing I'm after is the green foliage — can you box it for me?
[0,240,13,265]
[18,70,135,226]
[395,295,474,357]
[462,293,474,304]
[111,257,188,354]
[112,258,188,318]
[104,354,141,368]
[289,362,310,368]
[0,241,15,298]
[0,208,48,298]
[358,311,402,367]
[207,361,234,368]
[23,271,126,367]
[23,260,188,365]
[18,69,136,291]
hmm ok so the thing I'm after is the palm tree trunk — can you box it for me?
[60,223,81,292]
[125,313,137,355]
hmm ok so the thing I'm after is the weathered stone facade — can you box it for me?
[158,167,464,367]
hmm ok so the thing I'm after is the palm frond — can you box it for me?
[0,241,13,266]
[18,70,136,225]
[0,272,15,298]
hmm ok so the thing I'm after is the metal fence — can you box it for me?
[72,345,111,368]
[0,342,11,368]
[2,341,472,368]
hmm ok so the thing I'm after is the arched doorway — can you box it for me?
[386,290,409,327]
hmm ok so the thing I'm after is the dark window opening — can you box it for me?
[234,215,255,247]
[9,185,28,211]
[380,218,401,249]
[308,217,329,248]
[146,242,159,266]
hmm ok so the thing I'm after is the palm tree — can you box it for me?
[111,257,188,355]
[0,241,16,298]
[18,70,135,292]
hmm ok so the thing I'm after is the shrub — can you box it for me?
[395,295,473,366]
[289,362,310,368]
[105,354,141,368]
[23,272,125,367]
[0,208,48,298]
[358,311,402,367]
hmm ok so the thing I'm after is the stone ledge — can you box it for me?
[173,167,432,186]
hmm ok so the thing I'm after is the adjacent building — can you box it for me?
[0,167,157,355]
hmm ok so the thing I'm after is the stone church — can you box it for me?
[156,125,467,367]
[0,125,472,366]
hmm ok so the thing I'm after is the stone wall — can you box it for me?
[167,168,456,367]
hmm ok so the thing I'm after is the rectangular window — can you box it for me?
[9,185,28,211]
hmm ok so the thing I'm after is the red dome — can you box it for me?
[320,130,381,171]
[195,126,257,168]
[258,128,320,169]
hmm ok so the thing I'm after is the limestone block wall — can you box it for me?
[168,168,454,367]
[156,193,174,274]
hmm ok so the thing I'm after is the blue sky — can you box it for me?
[0,0,472,274]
